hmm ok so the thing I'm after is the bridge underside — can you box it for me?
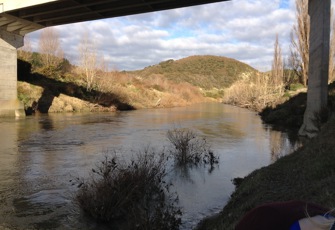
[1,0,230,35]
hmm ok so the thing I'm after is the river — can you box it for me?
[0,103,299,229]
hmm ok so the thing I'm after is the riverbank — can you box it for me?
[17,57,223,115]
[17,67,214,115]
[197,85,335,229]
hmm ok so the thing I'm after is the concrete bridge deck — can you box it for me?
[1,0,230,35]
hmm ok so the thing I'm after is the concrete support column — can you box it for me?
[0,29,25,117]
[299,0,331,137]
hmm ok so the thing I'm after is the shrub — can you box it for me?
[74,150,181,230]
[167,128,219,166]
[289,83,305,91]
[223,73,285,111]
[203,88,225,99]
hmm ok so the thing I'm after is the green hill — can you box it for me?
[133,55,258,90]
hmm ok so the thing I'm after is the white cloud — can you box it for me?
[24,0,330,72]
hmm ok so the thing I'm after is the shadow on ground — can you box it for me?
[18,59,135,114]
[259,82,335,131]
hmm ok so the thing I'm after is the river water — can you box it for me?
[0,103,299,229]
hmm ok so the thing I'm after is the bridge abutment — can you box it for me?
[0,30,25,117]
[299,0,331,137]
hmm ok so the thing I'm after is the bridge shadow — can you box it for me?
[18,59,135,114]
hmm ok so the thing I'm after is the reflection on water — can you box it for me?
[0,103,300,229]
[267,128,301,162]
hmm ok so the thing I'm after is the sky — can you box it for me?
[23,0,331,72]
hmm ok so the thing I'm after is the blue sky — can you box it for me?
[24,0,331,72]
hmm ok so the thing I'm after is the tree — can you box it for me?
[78,33,99,91]
[271,34,284,87]
[39,27,63,68]
[290,0,309,87]
[18,36,32,61]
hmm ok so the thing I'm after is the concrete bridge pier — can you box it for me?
[299,0,331,137]
[0,29,25,117]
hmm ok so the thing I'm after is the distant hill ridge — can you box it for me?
[133,55,258,90]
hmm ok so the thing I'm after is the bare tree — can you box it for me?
[78,33,99,91]
[271,34,284,87]
[283,58,296,89]
[95,55,111,92]
[290,0,309,86]
[39,27,63,68]
[18,36,32,61]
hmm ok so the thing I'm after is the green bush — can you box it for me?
[289,83,305,91]
[203,89,225,99]
[74,150,181,230]
[31,52,43,69]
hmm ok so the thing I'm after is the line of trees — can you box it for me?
[272,0,335,88]
[19,26,106,92]
[223,0,333,114]
[290,0,309,87]
[271,34,284,87]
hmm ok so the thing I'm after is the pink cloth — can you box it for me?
[235,201,329,230]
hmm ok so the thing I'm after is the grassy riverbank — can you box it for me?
[197,85,335,229]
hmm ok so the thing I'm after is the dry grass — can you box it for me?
[17,82,44,109]
[93,71,208,109]
[223,73,285,111]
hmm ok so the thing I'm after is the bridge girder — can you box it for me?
[1,0,230,35]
